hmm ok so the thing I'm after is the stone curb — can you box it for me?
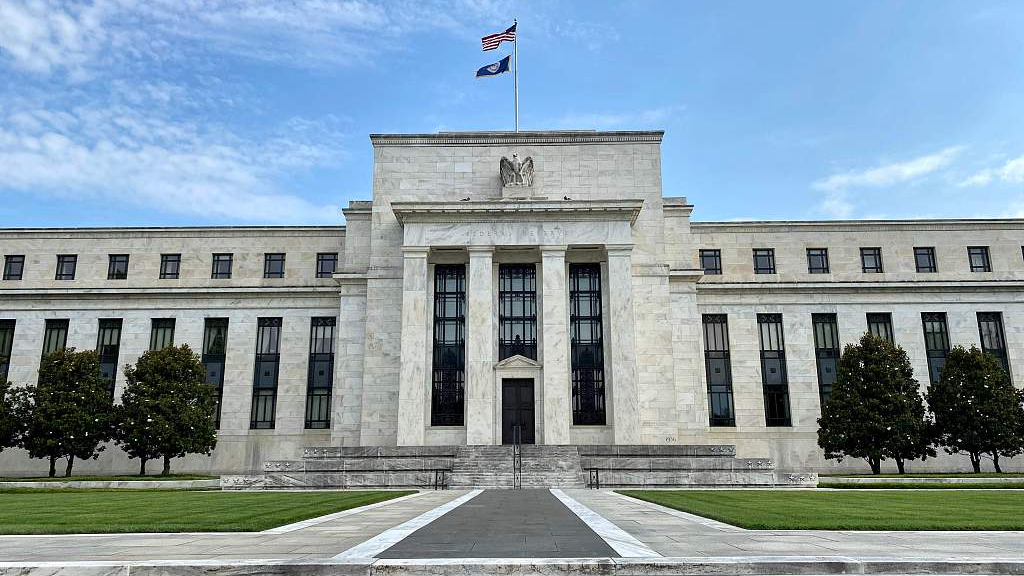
[0,479,221,490]
[5,557,1024,575]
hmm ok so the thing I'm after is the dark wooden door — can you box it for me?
[501,378,535,444]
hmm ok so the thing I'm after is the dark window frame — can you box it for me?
[96,319,122,398]
[305,317,336,429]
[0,320,15,382]
[3,255,24,281]
[107,254,129,280]
[922,312,950,384]
[41,319,69,359]
[498,264,538,361]
[202,318,229,428]
[55,254,77,281]
[757,313,791,426]
[702,314,735,426]
[860,247,883,273]
[251,317,282,429]
[211,253,233,279]
[968,246,992,273]
[699,249,722,275]
[149,318,175,351]
[160,254,181,279]
[914,247,937,273]
[752,248,776,275]
[431,265,466,427]
[812,313,840,407]
[806,248,830,274]
[977,312,1010,378]
[263,253,286,279]
[570,263,606,426]
[316,253,338,278]
[866,312,894,343]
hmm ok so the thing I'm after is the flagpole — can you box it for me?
[513,18,519,132]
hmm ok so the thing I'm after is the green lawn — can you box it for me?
[619,489,1024,530]
[820,481,1024,489]
[0,474,218,482]
[820,472,1024,478]
[0,489,414,534]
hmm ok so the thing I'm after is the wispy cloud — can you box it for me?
[553,105,685,130]
[811,146,965,193]
[959,153,1024,187]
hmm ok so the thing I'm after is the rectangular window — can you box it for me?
[978,312,1010,377]
[263,253,285,278]
[160,254,181,279]
[316,253,338,278]
[813,313,840,406]
[866,312,894,343]
[202,318,229,428]
[922,312,950,384]
[41,319,69,359]
[570,263,606,425]
[55,255,77,280]
[149,318,175,351]
[757,313,791,426]
[3,255,24,281]
[107,254,129,280]
[96,319,122,398]
[699,249,722,275]
[305,317,336,429]
[0,320,15,382]
[251,317,282,429]
[498,264,538,360]
[431,265,466,426]
[860,247,883,273]
[702,314,735,426]
[806,248,830,274]
[211,253,233,279]
[968,246,991,273]
[752,249,776,274]
[914,247,937,273]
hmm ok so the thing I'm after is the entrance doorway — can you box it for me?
[501,378,535,444]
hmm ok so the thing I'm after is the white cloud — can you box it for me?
[811,146,964,193]
[0,100,345,223]
[957,153,1024,187]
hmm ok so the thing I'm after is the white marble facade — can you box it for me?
[1,130,1023,474]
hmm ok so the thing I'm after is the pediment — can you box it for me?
[494,355,542,370]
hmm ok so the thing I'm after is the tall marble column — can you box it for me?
[541,245,572,444]
[396,246,429,446]
[465,246,495,445]
[606,244,641,444]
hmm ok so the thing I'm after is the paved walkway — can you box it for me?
[1,488,1024,565]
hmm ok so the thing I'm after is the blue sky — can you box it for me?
[1,0,1022,227]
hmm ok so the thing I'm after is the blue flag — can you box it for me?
[476,55,511,78]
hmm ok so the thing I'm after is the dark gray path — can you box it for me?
[376,489,618,558]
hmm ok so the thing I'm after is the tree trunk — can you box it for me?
[162,455,171,476]
[896,458,906,475]
[868,457,881,474]
[970,452,982,473]
[992,453,1003,473]
[139,458,147,476]
[64,456,74,477]
[48,456,56,478]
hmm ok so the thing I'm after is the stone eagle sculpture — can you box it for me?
[500,153,534,187]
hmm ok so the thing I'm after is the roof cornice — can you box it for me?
[370,130,664,147]
[0,226,345,239]
[692,218,1024,233]
[390,199,644,226]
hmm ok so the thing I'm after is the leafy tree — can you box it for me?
[0,378,24,453]
[927,345,1024,473]
[818,333,935,474]
[118,345,217,475]
[21,349,114,477]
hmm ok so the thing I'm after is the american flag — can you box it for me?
[481,23,516,51]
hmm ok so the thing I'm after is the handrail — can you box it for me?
[512,424,522,490]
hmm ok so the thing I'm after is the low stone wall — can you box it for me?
[0,479,221,489]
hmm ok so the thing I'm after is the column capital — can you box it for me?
[605,243,634,257]
[400,246,430,257]
[466,245,496,255]
[539,244,568,255]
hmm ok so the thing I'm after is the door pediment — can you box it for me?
[494,354,542,370]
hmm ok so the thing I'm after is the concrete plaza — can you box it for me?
[1,489,1024,575]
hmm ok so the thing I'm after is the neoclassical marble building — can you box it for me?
[1,130,1022,475]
